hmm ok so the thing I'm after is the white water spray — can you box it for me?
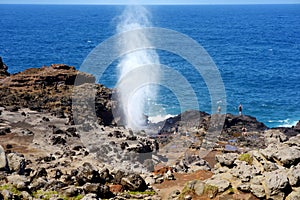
[116,5,160,130]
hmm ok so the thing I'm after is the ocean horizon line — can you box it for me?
[0,3,299,6]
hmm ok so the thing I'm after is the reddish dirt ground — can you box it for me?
[153,170,213,200]
[0,134,36,154]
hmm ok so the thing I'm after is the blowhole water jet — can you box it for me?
[116,5,160,130]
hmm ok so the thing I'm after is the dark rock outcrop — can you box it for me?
[223,114,268,134]
[158,110,210,133]
[0,57,10,78]
[0,64,113,125]
[120,173,147,191]
[294,120,300,132]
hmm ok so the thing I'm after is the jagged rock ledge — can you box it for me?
[0,62,113,126]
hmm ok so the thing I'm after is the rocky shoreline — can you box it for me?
[0,58,300,200]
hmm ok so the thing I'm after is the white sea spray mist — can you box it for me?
[116,5,160,130]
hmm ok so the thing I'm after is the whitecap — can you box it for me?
[277,119,298,127]
[148,114,176,123]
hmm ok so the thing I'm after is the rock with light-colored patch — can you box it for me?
[6,152,25,173]
[250,184,266,199]
[264,169,289,199]
[0,145,7,170]
[215,153,238,166]
[264,130,288,145]
[287,165,300,186]
[205,175,231,193]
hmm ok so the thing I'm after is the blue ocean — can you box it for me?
[0,4,299,127]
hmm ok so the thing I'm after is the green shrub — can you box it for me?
[127,190,156,195]
[238,153,253,165]
[0,184,22,196]
[178,183,195,200]
[32,190,59,200]
[33,190,84,200]
[203,184,218,198]
[227,187,235,194]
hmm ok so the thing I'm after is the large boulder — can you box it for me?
[231,160,260,182]
[204,174,231,193]
[250,184,266,199]
[264,129,288,145]
[120,173,147,191]
[190,180,205,196]
[260,143,300,167]
[74,162,100,186]
[264,169,289,199]
[237,183,251,192]
[251,150,279,172]
[250,175,266,199]
[284,134,300,147]
[29,177,48,191]
[260,143,278,160]
[276,146,300,166]
[287,165,300,186]
[6,174,29,190]
[83,183,100,194]
[181,180,205,196]
[6,153,25,173]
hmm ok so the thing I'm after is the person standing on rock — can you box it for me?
[217,105,221,113]
[238,104,243,116]
[242,125,247,136]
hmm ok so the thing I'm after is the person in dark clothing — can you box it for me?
[238,104,243,116]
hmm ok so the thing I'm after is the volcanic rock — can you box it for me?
[6,174,29,190]
[286,188,300,200]
[294,120,300,132]
[83,183,100,194]
[264,129,288,145]
[81,193,98,200]
[120,173,147,191]
[168,189,181,199]
[260,143,300,167]
[6,153,25,173]
[0,57,9,78]
[250,182,266,199]
[1,190,12,200]
[184,180,205,196]
[264,169,290,199]
[205,174,231,193]
[215,153,238,167]
[0,145,7,170]
[0,64,113,125]
[223,114,267,134]
[287,166,300,187]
